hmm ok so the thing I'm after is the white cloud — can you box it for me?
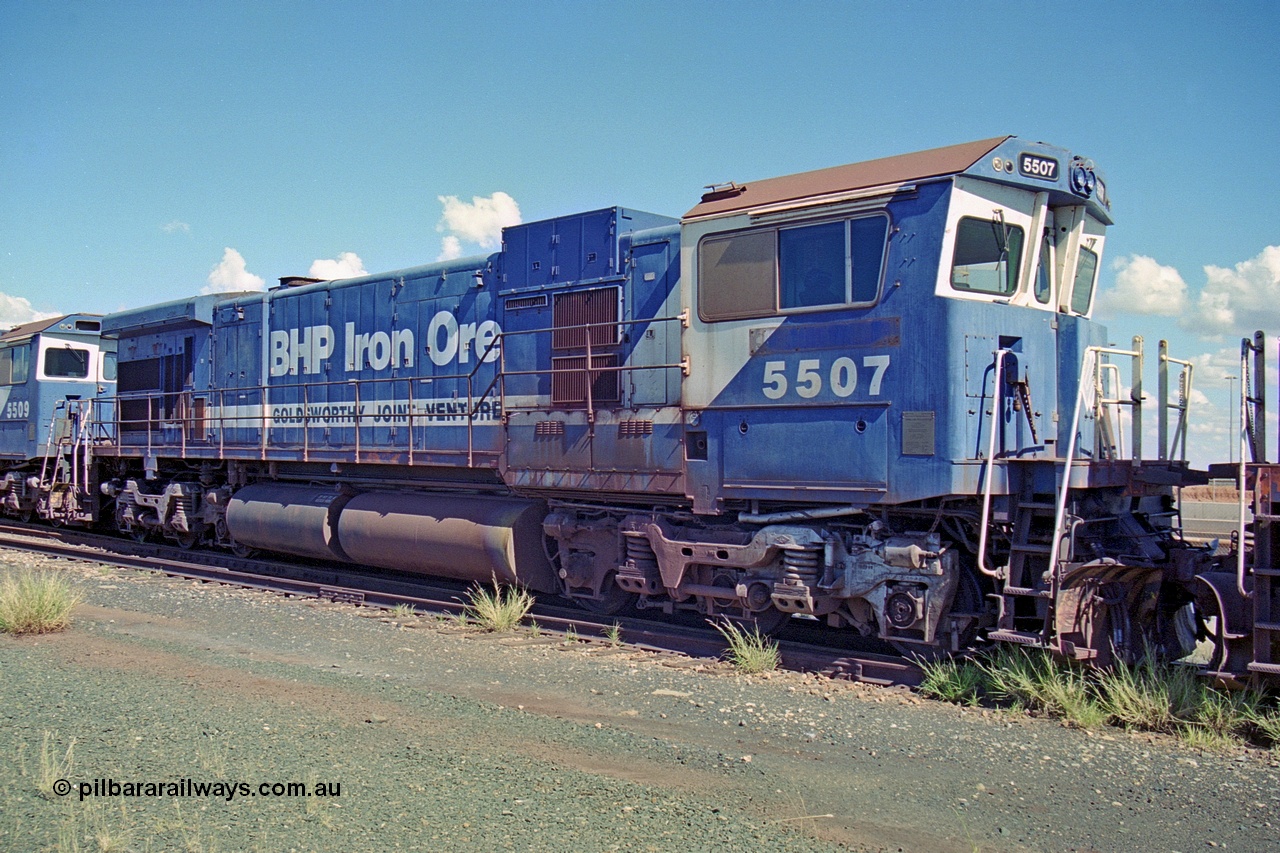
[437,236,463,263]
[162,220,191,234]
[435,191,521,258]
[1188,387,1211,408]
[1190,245,1280,337]
[0,291,59,329]
[1190,346,1246,389]
[203,247,265,294]
[308,252,367,280]
[1098,254,1188,316]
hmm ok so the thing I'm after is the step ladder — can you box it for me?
[988,470,1060,646]
[1224,336,1280,680]
[1247,468,1280,678]
[983,341,1146,654]
[36,399,95,524]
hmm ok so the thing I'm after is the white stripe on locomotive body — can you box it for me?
[210,397,502,429]
[204,397,688,432]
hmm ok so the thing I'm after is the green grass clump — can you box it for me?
[602,621,623,646]
[917,645,1277,747]
[1246,707,1280,749]
[712,618,781,674]
[981,646,1108,728]
[389,602,417,621]
[1097,657,1270,748]
[1094,656,1199,731]
[0,569,82,635]
[917,656,985,706]
[463,581,534,632]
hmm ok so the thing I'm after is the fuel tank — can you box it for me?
[338,492,556,592]
[225,483,351,562]
[224,483,556,592]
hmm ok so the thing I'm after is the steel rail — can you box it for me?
[0,523,920,687]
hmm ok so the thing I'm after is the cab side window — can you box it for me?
[951,216,1024,296]
[44,346,91,379]
[780,221,845,309]
[0,345,29,385]
[1071,246,1099,315]
[1034,230,1054,304]
[699,214,889,322]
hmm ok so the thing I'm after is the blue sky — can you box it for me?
[2,1,1277,467]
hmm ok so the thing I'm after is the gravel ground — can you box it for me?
[1,549,1277,853]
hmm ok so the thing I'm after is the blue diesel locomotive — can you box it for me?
[9,136,1270,678]
[0,314,114,524]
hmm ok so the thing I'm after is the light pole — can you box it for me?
[1225,374,1237,465]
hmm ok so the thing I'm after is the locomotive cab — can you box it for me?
[649,136,1184,655]
[0,314,114,522]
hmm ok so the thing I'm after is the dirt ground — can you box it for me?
[1,551,1277,852]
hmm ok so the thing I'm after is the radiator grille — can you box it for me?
[551,354,620,405]
[552,287,619,351]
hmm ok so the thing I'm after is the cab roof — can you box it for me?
[684,136,1010,221]
[1,314,103,343]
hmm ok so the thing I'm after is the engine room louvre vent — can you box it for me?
[618,420,653,437]
[552,286,620,351]
[534,420,565,436]
[551,354,620,406]
[504,294,549,311]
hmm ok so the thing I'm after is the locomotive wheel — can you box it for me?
[175,531,199,550]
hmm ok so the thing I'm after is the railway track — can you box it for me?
[0,522,922,687]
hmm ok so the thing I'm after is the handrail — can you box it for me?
[1095,363,1125,459]
[1048,346,1099,592]
[1049,341,1146,590]
[38,399,63,487]
[97,309,690,466]
[1090,336,1144,461]
[1237,338,1254,600]
[975,349,1009,578]
[1242,331,1267,465]
[1157,340,1193,463]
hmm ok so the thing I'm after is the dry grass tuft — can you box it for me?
[0,569,81,635]
[463,581,534,632]
[712,618,781,674]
